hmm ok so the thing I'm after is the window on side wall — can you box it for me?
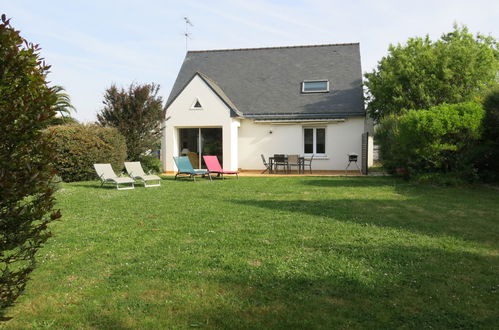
[304,128,326,156]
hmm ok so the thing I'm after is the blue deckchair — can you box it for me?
[173,156,212,181]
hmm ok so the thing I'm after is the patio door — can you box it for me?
[178,128,222,169]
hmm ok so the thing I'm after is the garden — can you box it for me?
[2,14,499,329]
[2,176,499,328]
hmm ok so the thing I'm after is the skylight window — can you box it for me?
[302,80,329,93]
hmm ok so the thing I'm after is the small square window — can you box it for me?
[302,80,329,93]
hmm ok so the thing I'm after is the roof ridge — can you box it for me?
[188,43,359,54]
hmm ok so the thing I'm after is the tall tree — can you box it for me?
[365,25,498,121]
[0,15,61,310]
[97,83,165,160]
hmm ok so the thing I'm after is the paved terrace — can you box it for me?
[163,170,364,177]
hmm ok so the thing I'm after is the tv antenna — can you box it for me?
[183,17,193,52]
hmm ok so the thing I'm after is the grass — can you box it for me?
[2,176,499,329]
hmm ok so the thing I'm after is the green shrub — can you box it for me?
[482,86,499,144]
[138,155,162,174]
[0,15,61,310]
[46,124,127,182]
[376,102,484,178]
[470,87,499,183]
[374,114,403,174]
[89,124,128,174]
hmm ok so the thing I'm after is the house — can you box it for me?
[161,43,371,173]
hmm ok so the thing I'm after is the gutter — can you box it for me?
[253,118,346,125]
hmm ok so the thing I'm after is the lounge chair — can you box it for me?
[125,161,161,187]
[203,155,239,179]
[173,156,212,181]
[94,163,135,190]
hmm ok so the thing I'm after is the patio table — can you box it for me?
[269,156,305,174]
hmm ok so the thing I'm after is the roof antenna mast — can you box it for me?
[183,17,193,52]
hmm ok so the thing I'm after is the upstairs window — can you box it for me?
[302,80,329,93]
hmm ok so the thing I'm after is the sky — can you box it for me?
[2,0,498,122]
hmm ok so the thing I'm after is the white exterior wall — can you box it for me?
[161,75,239,172]
[238,117,365,170]
[161,75,367,172]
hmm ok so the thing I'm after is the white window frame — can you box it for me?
[190,98,203,110]
[303,127,326,156]
[301,80,329,93]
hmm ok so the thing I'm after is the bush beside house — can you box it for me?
[472,88,499,182]
[376,102,485,182]
[46,124,127,182]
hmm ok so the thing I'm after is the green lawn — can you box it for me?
[2,176,499,329]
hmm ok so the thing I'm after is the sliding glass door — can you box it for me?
[178,128,222,169]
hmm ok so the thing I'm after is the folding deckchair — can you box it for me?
[125,161,161,187]
[94,163,135,190]
[203,155,239,179]
[173,156,212,181]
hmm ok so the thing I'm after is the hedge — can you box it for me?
[45,124,127,182]
[376,102,484,177]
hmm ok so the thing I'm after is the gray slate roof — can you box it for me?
[166,43,365,120]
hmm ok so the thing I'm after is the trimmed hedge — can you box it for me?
[376,102,484,179]
[45,124,127,182]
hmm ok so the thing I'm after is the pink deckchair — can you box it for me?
[203,155,239,179]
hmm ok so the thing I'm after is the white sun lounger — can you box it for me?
[94,163,135,190]
[125,161,161,187]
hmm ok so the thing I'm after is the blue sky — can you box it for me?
[3,0,498,122]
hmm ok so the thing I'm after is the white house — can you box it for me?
[161,43,370,173]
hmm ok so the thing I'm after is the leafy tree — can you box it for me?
[97,83,165,160]
[0,15,61,310]
[365,25,498,121]
[50,85,76,118]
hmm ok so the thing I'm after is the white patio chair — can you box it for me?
[125,161,161,187]
[94,163,135,190]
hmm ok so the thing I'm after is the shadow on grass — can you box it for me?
[177,246,497,328]
[230,197,499,248]
[300,176,402,188]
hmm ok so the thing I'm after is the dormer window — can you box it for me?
[190,98,203,110]
[302,80,329,93]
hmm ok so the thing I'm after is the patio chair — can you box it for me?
[93,163,135,190]
[173,156,212,181]
[273,154,288,174]
[303,154,314,174]
[125,161,161,187]
[287,154,302,174]
[260,154,272,174]
[203,155,239,179]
